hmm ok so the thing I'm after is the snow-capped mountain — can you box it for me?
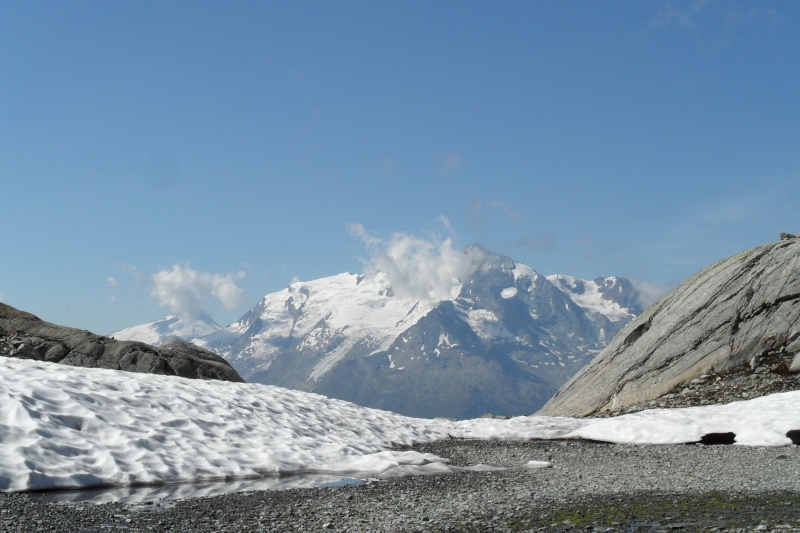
[111,313,221,345]
[194,245,642,419]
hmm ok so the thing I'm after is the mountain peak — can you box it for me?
[110,313,222,346]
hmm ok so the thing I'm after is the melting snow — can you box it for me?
[1,358,798,495]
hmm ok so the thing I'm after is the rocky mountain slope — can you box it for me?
[539,237,800,417]
[0,303,243,382]
[187,245,642,418]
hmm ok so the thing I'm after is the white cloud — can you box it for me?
[350,224,479,303]
[438,215,456,237]
[346,223,382,248]
[150,265,246,319]
[106,276,118,288]
[631,278,671,309]
[0,294,4,303]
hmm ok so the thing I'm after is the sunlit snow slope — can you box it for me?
[197,271,437,383]
[1,357,798,494]
[111,314,221,345]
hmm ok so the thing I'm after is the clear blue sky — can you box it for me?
[2,1,798,334]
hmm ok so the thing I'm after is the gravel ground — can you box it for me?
[2,440,800,532]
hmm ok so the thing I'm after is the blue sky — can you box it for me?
[2,1,798,334]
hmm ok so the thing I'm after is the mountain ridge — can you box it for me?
[113,245,642,418]
[110,313,221,345]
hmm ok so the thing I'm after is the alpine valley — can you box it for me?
[112,245,644,419]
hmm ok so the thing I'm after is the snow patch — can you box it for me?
[547,274,632,322]
[500,287,518,299]
[458,306,514,341]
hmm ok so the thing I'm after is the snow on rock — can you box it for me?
[456,306,514,341]
[546,275,635,323]
[1,357,798,494]
[500,287,518,299]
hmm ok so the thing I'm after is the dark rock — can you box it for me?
[699,432,736,445]
[0,302,243,382]
[780,232,796,241]
[540,239,800,417]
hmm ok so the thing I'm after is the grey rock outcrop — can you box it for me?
[0,303,244,382]
[539,238,800,417]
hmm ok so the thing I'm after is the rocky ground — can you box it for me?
[2,440,799,532]
[599,350,800,417]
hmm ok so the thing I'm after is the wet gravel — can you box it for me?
[2,440,800,532]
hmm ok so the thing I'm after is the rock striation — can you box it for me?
[0,303,243,382]
[539,238,800,417]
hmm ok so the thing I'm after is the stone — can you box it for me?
[539,239,800,417]
[779,232,796,241]
[0,302,243,383]
[790,353,800,373]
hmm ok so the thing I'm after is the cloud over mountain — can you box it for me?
[151,265,246,320]
[348,223,478,303]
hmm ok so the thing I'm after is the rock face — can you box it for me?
[0,303,244,383]
[539,239,800,417]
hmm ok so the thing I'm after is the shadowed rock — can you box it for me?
[0,303,243,382]
[699,432,736,445]
[539,238,800,417]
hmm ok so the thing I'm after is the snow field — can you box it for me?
[1,357,798,493]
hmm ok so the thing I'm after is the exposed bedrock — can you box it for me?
[540,238,800,417]
[0,303,243,382]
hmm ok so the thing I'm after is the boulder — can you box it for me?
[539,238,800,417]
[0,303,244,382]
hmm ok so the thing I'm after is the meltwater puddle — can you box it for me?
[29,461,523,505]
[30,473,367,505]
